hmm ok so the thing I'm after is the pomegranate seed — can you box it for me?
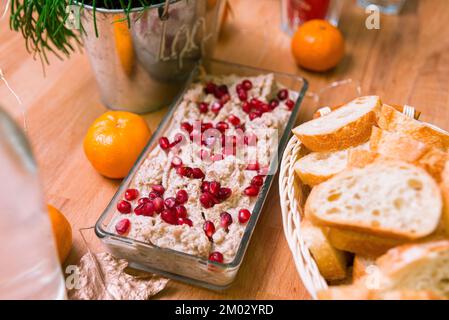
[124,189,139,201]
[236,83,244,92]
[181,122,193,133]
[286,99,295,110]
[178,217,193,227]
[201,122,214,132]
[238,90,248,101]
[172,134,184,146]
[220,212,233,229]
[200,192,214,209]
[201,181,210,193]
[115,219,130,235]
[134,201,155,217]
[251,175,264,187]
[161,209,178,225]
[242,79,253,91]
[204,82,217,94]
[192,168,205,179]
[151,185,165,196]
[242,101,252,113]
[238,209,251,224]
[220,93,231,105]
[269,99,279,109]
[214,85,229,99]
[164,197,177,209]
[174,205,187,219]
[211,101,223,114]
[138,197,150,205]
[244,185,260,197]
[177,166,193,178]
[203,220,216,238]
[148,192,159,200]
[249,112,260,121]
[215,121,229,133]
[153,197,164,213]
[208,252,224,263]
[117,200,132,214]
[218,187,232,200]
[171,156,183,168]
[209,181,221,196]
[277,89,289,101]
[176,189,189,204]
[250,98,263,108]
[258,103,271,113]
[159,137,170,150]
[198,102,209,113]
[228,115,241,126]
[246,162,260,171]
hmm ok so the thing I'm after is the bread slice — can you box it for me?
[376,240,449,298]
[417,148,449,183]
[353,255,377,282]
[293,96,381,152]
[301,219,349,281]
[439,162,449,237]
[378,104,449,151]
[294,143,369,186]
[347,149,379,168]
[328,227,404,257]
[317,286,443,300]
[306,161,442,240]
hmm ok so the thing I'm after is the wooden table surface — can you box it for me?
[1,0,449,300]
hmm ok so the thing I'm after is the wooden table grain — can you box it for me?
[1,0,449,300]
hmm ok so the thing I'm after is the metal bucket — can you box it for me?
[79,0,224,113]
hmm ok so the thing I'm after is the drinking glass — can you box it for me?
[357,0,406,15]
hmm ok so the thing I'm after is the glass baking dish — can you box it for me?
[95,59,308,290]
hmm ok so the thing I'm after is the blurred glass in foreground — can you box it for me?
[0,107,65,299]
[357,0,406,15]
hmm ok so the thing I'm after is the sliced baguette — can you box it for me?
[294,143,369,186]
[347,149,379,168]
[378,104,449,151]
[328,228,404,257]
[376,240,449,299]
[301,219,349,281]
[353,255,377,282]
[293,96,381,152]
[306,161,442,240]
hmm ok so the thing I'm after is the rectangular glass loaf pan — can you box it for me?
[95,59,308,290]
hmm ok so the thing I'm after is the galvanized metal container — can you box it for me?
[79,0,224,113]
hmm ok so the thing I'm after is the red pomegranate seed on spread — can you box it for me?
[124,189,139,201]
[174,205,187,219]
[251,175,264,187]
[242,79,253,91]
[177,166,193,178]
[164,197,177,209]
[171,156,183,168]
[159,137,170,150]
[151,184,165,196]
[117,200,132,214]
[199,102,209,114]
[228,114,241,126]
[242,101,252,114]
[138,197,150,205]
[192,168,205,179]
[181,122,193,133]
[250,98,263,108]
[208,251,224,263]
[116,219,131,235]
[277,89,289,101]
[153,197,164,213]
[236,83,244,92]
[238,90,248,101]
[204,82,217,95]
[238,209,251,224]
[211,101,223,114]
[134,202,155,217]
[203,220,216,238]
[209,181,221,196]
[218,187,232,200]
[244,185,260,197]
[269,99,279,110]
[246,162,260,171]
[220,212,233,229]
[220,93,231,105]
[161,209,178,225]
[215,121,229,133]
[178,217,193,227]
[176,189,188,204]
[286,99,295,110]
[200,192,214,209]
[249,112,259,121]
[259,103,271,113]
[201,181,210,193]
[201,122,214,132]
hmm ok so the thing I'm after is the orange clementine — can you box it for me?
[48,205,72,263]
[291,19,345,72]
[83,111,151,179]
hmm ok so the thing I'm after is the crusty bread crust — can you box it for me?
[301,219,349,281]
[379,104,449,151]
[353,255,377,282]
